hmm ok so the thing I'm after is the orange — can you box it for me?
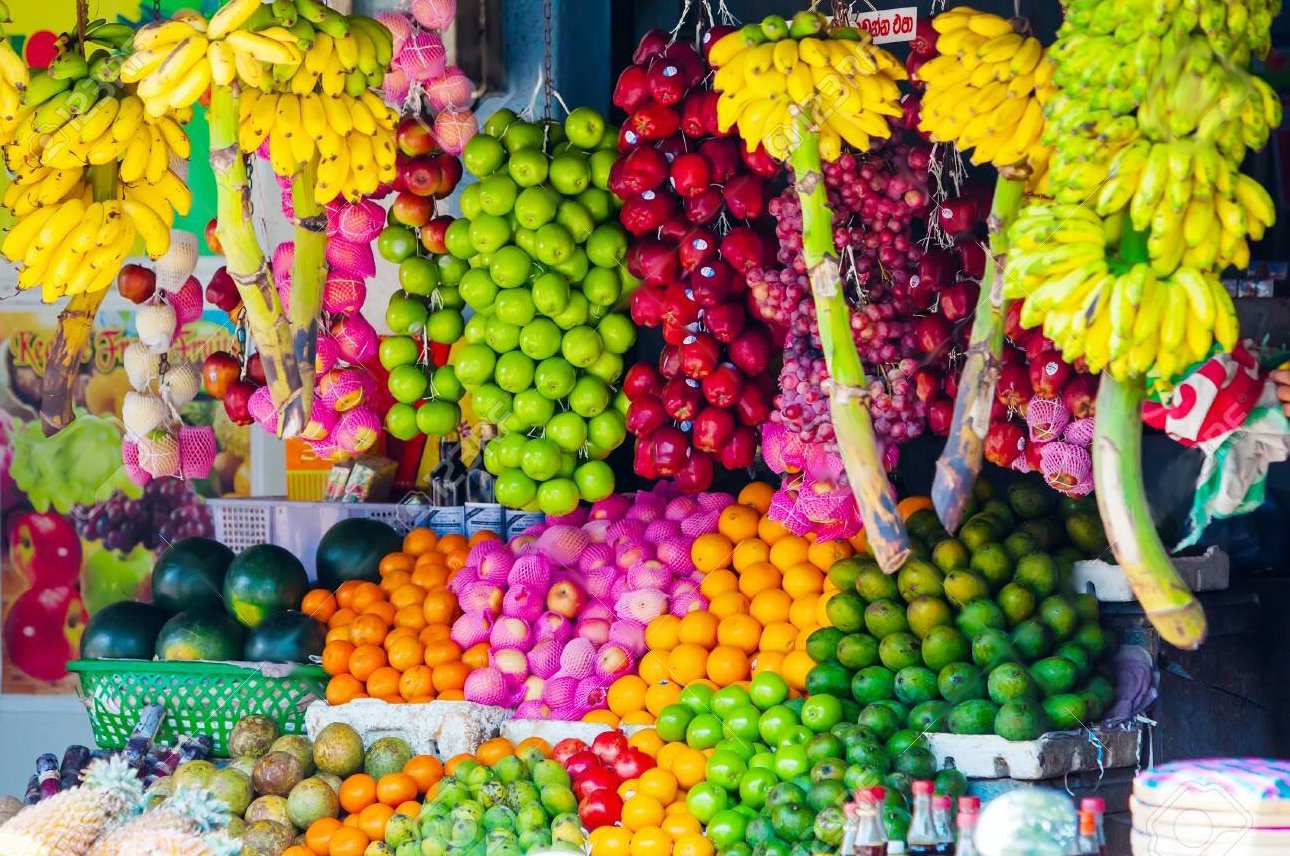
[731,538,771,572]
[438,689,465,701]
[673,831,716,856]
[423,639,463,667]
[637,768,678,803]
[361,600,397,625]
[816,590,835,626]
[398,665,434,700]
[643,680,681,715]
[394,603,428,631]
[462,642,490,670]
[782,649,815,691]
[444,754,474,776]
[379,552,415,576]
[737,561,782,598]
[583,709,620,726]
[608,674,648,715]
[759,621,799,653]
[782,563,824,599]
[305,817,342,855]
[637,651,668,685]
[622,794,666,831]
[325,626,352,644]
[708,591,749,618]
[366,666,401,699]
[716,504,759,542]
[395,800,421,818]
[444,548,469,572]
[628,728,664,758]
[897,495,934,519]
[621,710,655,726]
[338,774,378,814]
[752,650,786,675]
[469,530,501,546]
[516,736,551,757]
[690,533,733,573]
[383,626,418,648]
[808,537,853,570]
[302,589,338,623]
[329,607,358,628]
[676,611,718,648]
[662,813,702,838]
[326,826,369,856]
[356,802,394,841]
[699,569,738,600]
[376,772,418,806]
[380,570,412,594]
[769,535,811,571]
[326,674,364,705]
[322,641,355,676]
[349,613,389,647]
[716,613,763,654]
[390,584,427,610]
[387,636,425,672]
[403,527,438,556]
[738,481,774,513]
[788,595,820,630]
[706,645,750,686]
[629,827,672,856]
[419,624,452,645]
[757,514,790,545]
[850,528,870,556]
[437,533,468,553]
[348,644,388,682]
[350,581,386,612]
[749,588,792,626]
[421,590,457,625]
[644,614,680,652]
[335,580,365,609]
[589,826,633,856]
[285,846,314,856]
[432,661,469,692]
[654,741,684,770]
[666,643,710,684]
[403,755,444,794]
[476,737,514,766]
[412,563,449,589]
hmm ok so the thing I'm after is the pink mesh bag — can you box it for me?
[178,426,217,480]
[1039,441,1092,493]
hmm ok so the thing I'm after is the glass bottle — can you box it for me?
[57,745,91,791]
[35,754,60,801]
[907,780,948,854]
[154,734,213,777]
[932,795,955,846]
[844,786,889,856]
[1070,810,1100,855]
[955,807,980,856]
[1079,797,1107,855]
[125,703,165,776]
[430,434,464,506]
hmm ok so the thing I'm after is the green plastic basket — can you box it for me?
[66,659,327,757]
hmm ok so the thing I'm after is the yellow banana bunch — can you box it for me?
[0,38,29,146]
[120,15,213,118]
[1,195,139,302]
[708,20,905,160]
[916,7,1056,181]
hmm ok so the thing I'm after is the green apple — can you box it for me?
[430,365,465,401]
[489,246,533,288]
[388,364,429,404]
[463,313,490,345]
[459,268,499,311]
[507,148,550,187]
[559,452,577,478]
[519,318,563,360]
[533,223,576,266]
[588,410,627,450]
[534,357,577,400]
[585,223,628,268]
[552,247,589,283]
[549,153,591,196]
[564,106,606,149]
[469,214,512,254]
[385,402,419,440]
[568,375,610,417]
[495,290,536,326]
[459,183,482,218]
[502,120,545,153]
[573,460,614,501]
[514,186,560,230]
[588,150,616,192]
[483,108,518,139]
[416,399,462,436]
[453,343,497,387]
[425,308,464,344]
[547,411,587,452]
[585,351,623,384]
[386,293,428,334]
[520,437,562,481]
[578,187,615,223]
[495,468,538,507]
[379,335,420,370]
[560,326,603,368]
[471,383,513,425]
[513,227,538,256]
[552,291,590,330]
[434,285,463,309]
[580,267,621,307]
[532,272,570,316]
[597,313,636,354]
[485,318,521,352]
[378,225,418,263]
[556,201,595,243]
[494,351,536,393]
[444,219,476,259]
[462,133,506,176]
[537,478,580,516]
[438,254,470,286]
[478,174,519,216]
[493,432,528,468]
[512,389,555,427]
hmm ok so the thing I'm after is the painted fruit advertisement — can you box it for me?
[0,306,249,694]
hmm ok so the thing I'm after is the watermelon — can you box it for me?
[151,537,235,614]
[223,544,308,629]
[156,609,246,661]
[80,601,170,659]
[243,611,327,664]
[315,518,403,589]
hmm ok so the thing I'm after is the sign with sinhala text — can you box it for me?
[852,7,919,44]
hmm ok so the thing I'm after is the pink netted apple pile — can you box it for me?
[615,27,782,492]
[450,482,735,719]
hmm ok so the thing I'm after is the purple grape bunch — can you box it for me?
[73,479,213,553]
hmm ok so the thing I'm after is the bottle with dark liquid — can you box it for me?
[955,798,981,856]
[932,795,955,845]
[1070,810,1100,856]
[1078,797,1107,855]
[22,774,39,805]
[842,786,888,856]
[907,780,951,854]
[430,434,464,506]
[58,745,91,791]
[125,703,165,776]
[35,754,60,801]
[154,734,213,777]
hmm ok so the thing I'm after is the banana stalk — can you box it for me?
[39,164,116,436]
[289,156,324,416]
[931,175,1027,531]
[209,82,306,437]
[791,115,911,573]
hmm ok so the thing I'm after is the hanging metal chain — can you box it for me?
[542,0,554,118]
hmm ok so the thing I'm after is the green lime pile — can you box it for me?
[809,481,1117,742]
[403,747,583,856]
[382,106,635,515]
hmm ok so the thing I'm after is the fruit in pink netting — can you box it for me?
[575,675,614,713]
[609,620,647,657]
[514,700,549,719]
[459,583,504,615]
[576,617,610,646]
[615,588,669,624]
[493,648,529,683]
[464,667,510,705]
[543,675,579,709]
[527,639,562,678]
[596,643,632,679]
[490,617,532,649]
[583,564,618,598]
[559,638,597,679]
[478,548,515,583]
[547,580,586,618]
[626,559,671,591]
[523,675,546,701]
[451,612,494,648]
[615,537,654,571]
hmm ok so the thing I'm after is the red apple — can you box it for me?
[634,435,659,479]
[392,191,434,228]
[633,28,668,64]
[623,363,663,400]
[245,352,266,386]
[958,239,987,279]
[927,397,954,435]
[613,64,651,113]
[940,281,978,323]
[619,146,669,195]
[661,318,693,347]
[691,406,735,453]
[681,92,718,137]
[658,216,690,242]
[699,138,740,184]
[670,153,712,199]
[626,395,667,437]
[996,362,1032,411]
[703,301,747,343]
[397,115,439,156]
[937,197,978,237]
[620,190,676,236]
[435,154,463,197]
[661,376,703,421]
[913,367,943,403]
[679,333,721,379]
[722,174,766,220]
[400,156,443,197]
[222,379,257,426]
[647,60,688,106]
[205,217,222,254]
[728,325,772,376]
[630,284,666,327]
[421,216,453,254]
[741,143,780,178]
[663,42,704,86]
[626,237,679,286]
[116,264,156,304]
[628,101,681,141]
[205,266,241,313]
[984,420,1026,468]
[682,187,724,225]
[915,314,954,354]
[658,345,682,380]
[910,15,939,56]
[678,228,719,272]
[720,425,758,469]
[1004,301,1027,340]
[1030,351,1072,399]
[700,25,737,60]
[202,351,242,400]
[689,262,735,307]
[701,363,745,408]
[659,283,700,329]
[649,426,690,476]
[720,227,766,273]
[1062,374,1098,419]
[734,380,772,425]
[674,449,714,493]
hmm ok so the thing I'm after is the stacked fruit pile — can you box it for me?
[396,107,636,512]
[319,529,495,706]
[808,484,1115,741]
[79,536,323,666]
[614,27,780,488]
[72,478,214,554]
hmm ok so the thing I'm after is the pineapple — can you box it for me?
[89,785,231,856]
[0,756,144,856]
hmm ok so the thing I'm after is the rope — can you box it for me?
[75,0,88,46]
[542,0,554,118]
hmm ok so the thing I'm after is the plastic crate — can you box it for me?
[207,499,430,578]
[67,659,327,757]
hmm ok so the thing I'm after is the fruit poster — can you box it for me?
[0,305,247,694]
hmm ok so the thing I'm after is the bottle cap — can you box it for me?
[933,795,953,809]
[858,786,887,804]
[912,780,934,796]
[1080,796,1105,813]
[1079,809,1097,834]
[959,795,981,812]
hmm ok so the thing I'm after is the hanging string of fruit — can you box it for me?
[615,25,781,492]
[1003,0,1280,649]
[708,10,914,571]
[915,6,1058,531]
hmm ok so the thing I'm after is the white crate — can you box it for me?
[928,726,1141,780]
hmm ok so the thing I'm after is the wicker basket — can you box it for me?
[66,659,327,757]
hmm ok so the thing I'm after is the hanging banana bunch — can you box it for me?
[709,11,913,573]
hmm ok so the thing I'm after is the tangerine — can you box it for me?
[628,728,664,758]
[301,589,338,623]
[583,709,620,726]
[376,772,418,806]
[356,803,394,840]
[808,538,853,570]
[706,645,750,685]
[698,569,738,600]
[322,641,355,676]
[716,613,763,654]
[334,580,364,609]
[326,826,369,856]
[622,794,666,831]
[782,563,824,599]
[393,603,427,631]
[338,774,377,814]
[708,591,750,618]
[361,600,397,625]
[421,590,457,625]
[749,588,792,626]
[637,651,668,684]
[304,817,342,855]
[403,755,444,794]
[630,827,671,856]
[432,661,469,692]
[379,570,412,594]
[515,736,551,757]
[644,614,680,652]
[759,621,799,653]
[676,611,718,647]
[757,514,790,545]
[782,649,816,691]
[737,481,774,512]
[349,613,389,647]
[637,768,678,803]
[398,665,434,700]
[690,533,733,573]
[607,674,648,715]
[386,637,425,672]
[423,639,463,667]
[326,674,364,705]
[476,737,514,766]
[402,528,438,556]
[643,680,681,715]
[462,642,490,670]
[366,666,401,699]
[737,561,782,598]
[348,644,388,682]
[666,643,710,684]
[788,595,820,629]
[731,538,771,572]
[716,504,759,542]
[589,826,633,856]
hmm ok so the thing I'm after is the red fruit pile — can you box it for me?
[614,27,781,491]
[554,732,655,831]
[389,114,465,230]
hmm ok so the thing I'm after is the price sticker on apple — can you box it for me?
[852,6,919,44]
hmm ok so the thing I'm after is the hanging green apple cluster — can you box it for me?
[381,107,636,515]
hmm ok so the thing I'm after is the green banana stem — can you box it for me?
[209,82,306,437]
[289,156,325,416]
[1092,374,1207,649]
[932,176,1027,531]
[39,164,116,436]
[790,114,911,573]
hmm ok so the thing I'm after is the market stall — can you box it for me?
[1,0,1288,854]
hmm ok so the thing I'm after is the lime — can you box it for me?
[722,703,763,742]
[512,389,555,428]
[931,539,969,573]
[581,266,621,307]
[385,403,418,440]
[534,223,575,265]
[707,809,749,849]
[587,410,626,449]
[549,153,591,195]
[748,672,790,710]
[799,695,843,733]
[537,479,579,515]
[686,782,729,825]
[531,272,571,316]
[399,255,440,295]
[705,749,748,791]
[379,335,420,370]
[386,293,428,334]
[711,685,751,719]
[387,364,429,403]
[568,375,610,416]
[596,313,637,354]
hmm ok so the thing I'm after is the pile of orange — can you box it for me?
[314,528,499,705]
[598,482,862,726]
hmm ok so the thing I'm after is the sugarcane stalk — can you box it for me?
[289,156,324,416]
[209,83,306,438]
[931,175,1027,531]
[791,114,911,573]
[39,164,117,436]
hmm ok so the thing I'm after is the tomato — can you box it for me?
[552,738,589,765]
[591,730,629,763]
[737,767,778,809]
[685,781,729,824]
[564,750,601,782]
[578,787,623,830]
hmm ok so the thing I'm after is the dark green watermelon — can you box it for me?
[315,518,403,589]
[80,601,170,659]
[151,537,235,614]
[223,544,308,629]
[156,609,246,661]
[243,611,327,664]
